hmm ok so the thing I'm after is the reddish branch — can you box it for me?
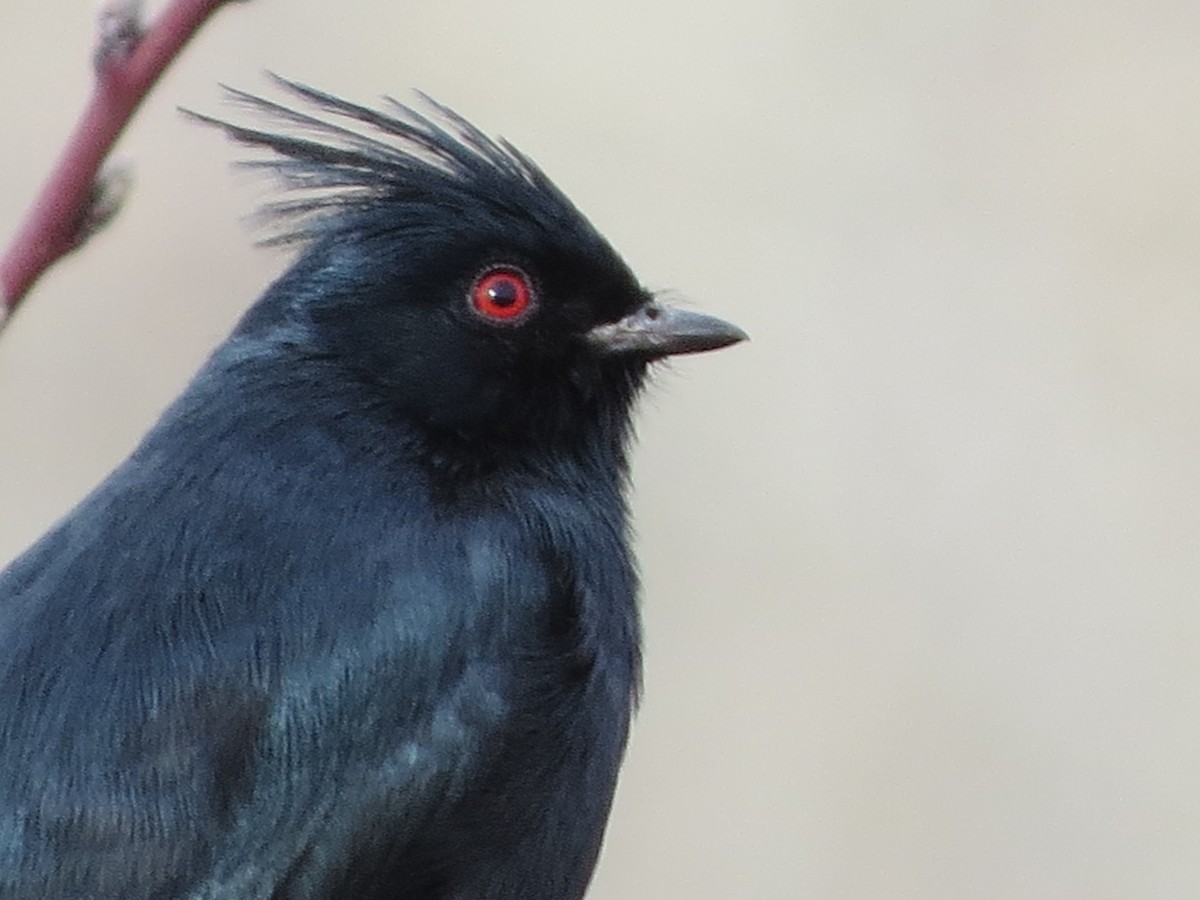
[0,0,242,329]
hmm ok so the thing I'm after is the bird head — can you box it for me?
[188,77,745,470]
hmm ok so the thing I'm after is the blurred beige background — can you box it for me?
[3,1,1200,897]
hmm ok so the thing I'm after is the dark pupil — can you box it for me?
[488,279,518,307]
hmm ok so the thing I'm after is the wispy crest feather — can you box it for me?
[184,74,587,246]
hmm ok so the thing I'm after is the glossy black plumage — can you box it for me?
[0,77,744,899]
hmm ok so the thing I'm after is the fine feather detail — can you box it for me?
[182,73,591,247]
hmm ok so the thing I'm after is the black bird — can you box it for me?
[0,77,745,899]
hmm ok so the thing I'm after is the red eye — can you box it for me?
[470,267,535,322]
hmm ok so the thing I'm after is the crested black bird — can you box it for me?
[0,76,745,899]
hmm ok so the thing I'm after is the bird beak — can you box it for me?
[585,300,748,357]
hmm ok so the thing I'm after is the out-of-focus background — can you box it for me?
[3,1,1200,897]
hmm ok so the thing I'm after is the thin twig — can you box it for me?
[0,0,243,330]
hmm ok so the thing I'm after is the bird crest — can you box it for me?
[185,74,598,251]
